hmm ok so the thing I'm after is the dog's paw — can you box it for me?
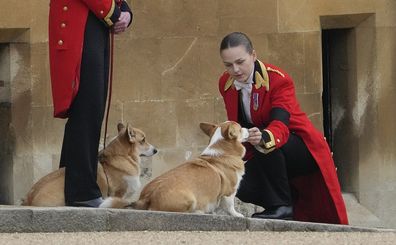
[232,211,245,218]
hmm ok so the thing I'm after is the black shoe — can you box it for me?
[252,205,293,220]
[67,197,104,208]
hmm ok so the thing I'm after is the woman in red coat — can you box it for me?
[218,32,348,224]
[49,0,132,207]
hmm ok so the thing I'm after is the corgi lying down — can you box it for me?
[133,121,249,217]
[22,123,157,208]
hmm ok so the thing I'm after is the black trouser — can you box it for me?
[59,12,110,203]
[236,133,319,208]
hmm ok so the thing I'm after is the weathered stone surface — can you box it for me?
[1,206,394,233]
[0,0,396,229]
[31,207,108,232]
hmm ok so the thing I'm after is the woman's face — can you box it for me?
[220,45,256,83]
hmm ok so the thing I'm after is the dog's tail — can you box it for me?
[128,199,149,210]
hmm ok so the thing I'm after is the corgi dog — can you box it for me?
[133,121,249,217]
[22,123,157,208]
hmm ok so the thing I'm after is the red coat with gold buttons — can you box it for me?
[219,60,348,225]
[49,0,122,118]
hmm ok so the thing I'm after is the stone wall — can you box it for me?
[0,0,395,228]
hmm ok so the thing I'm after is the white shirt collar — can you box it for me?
[233,70,254,91]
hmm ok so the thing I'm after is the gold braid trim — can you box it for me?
[266,66,285,78]
[104,0,116,26]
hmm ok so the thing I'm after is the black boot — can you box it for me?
[252,205,293,220]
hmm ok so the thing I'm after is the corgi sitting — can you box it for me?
[133,121,249,217]
[22,123,157,208]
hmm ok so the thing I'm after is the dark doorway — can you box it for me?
[0,43,13,204]
[321,28,358,193]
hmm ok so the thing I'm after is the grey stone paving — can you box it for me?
[1,206,394,233]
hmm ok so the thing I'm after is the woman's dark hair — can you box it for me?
[220,32,254,54]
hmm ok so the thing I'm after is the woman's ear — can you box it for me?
[252,49,257,62]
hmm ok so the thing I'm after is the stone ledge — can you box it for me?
[0,206,394,233]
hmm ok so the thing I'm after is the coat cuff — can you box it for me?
[255,129,276,154]
[104,1,121,27]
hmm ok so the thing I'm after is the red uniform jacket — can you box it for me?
[219,60,348,224]
[49,0,126,118]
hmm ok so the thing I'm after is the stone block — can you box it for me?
[150,147,198,179]
[278,0,375,32]
[248,218,383,232]
[128,0,218,39]
[214,97,227,123]
[218,0,277,35]
[28,0,49,44]
[31,207,108,232]
[196,37,224,95]
[32,154,52,184]
[0,2,30,29]
[176,98,215,147]
[296,93,323,119]
[267,33,305,94]
[123,100,177,149]
[12,156,34,204]
[31,43,51,107]
[100,100,123,147]
[31,106,64,155]
[160,37,201,100]
[113,38,162,102]
[0,207,34,233]
[303,32,322,94]
[375,0,396,27]
[108,209,247,231]
[0,29,29,43]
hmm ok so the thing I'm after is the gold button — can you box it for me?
[63,6,68,11]
[276,139,280,143]
[58,40,64,45]
[61,23,66,28]
[100,10,104,15]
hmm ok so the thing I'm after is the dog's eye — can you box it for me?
[141,138,146,144]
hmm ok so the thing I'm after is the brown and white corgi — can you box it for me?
[22,123,157,208]
[132,121,249,217]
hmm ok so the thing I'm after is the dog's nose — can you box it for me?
[153,149,158,154]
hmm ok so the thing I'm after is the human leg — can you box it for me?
[236,149,293,219]
[63,12,109,206]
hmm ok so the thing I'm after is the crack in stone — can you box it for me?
[162,37,198,76]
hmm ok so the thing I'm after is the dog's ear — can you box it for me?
[200,122,217,137]
[126,124,136,143]
[226,124,238,140]
[117,122,125,133]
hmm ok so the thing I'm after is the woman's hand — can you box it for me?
[248,127,262,146]
[113,12,131,34]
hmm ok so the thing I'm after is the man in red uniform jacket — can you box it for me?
[218,32,348,224]
[49,0,133,207]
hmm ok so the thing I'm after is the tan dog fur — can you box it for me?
[133,121,249,217]
[22,123,157,208]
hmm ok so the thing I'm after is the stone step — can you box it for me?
[1,206,394,233]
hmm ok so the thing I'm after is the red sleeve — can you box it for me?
[81,0,121,26]
[262,74,297,150]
